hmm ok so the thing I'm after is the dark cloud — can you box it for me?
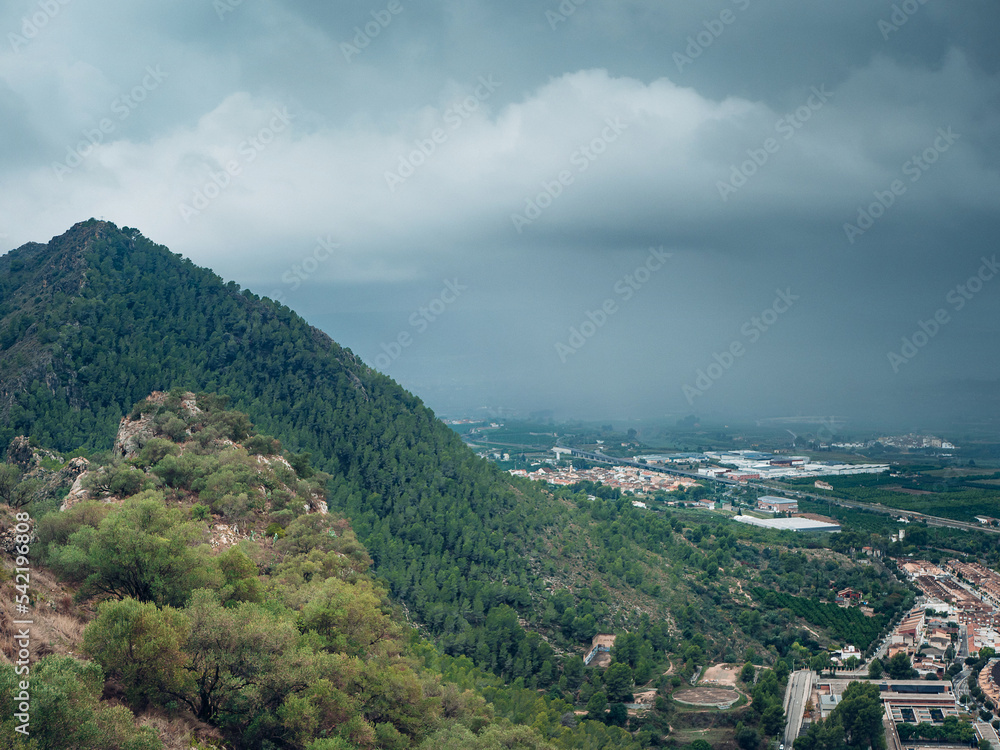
[1,0,998,429]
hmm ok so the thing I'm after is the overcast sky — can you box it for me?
[2,1,999,433]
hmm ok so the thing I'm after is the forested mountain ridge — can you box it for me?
[0,220,576,680]
[0,219,373,447]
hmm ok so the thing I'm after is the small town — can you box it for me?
[784,557,1000,750]
[508,464,701,495]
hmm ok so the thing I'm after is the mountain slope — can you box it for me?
[2,392,644,750]
[0,222,915,710]
[0,221,575,679]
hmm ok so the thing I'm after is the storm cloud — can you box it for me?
[1,0,998,431]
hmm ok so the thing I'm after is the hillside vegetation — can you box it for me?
[0,222,925,748]
[0,391,919,749]
[1,392,645,750]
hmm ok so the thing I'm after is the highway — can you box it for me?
[782,669,813,747]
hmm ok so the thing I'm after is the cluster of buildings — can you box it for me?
[819,679,960,719]
[898,560,1000,658]
[830,434,957,452]
[949,560,1000,610]
[875,434,957,451]
[810,678,963,747]
[790,554,1000,749]
[980,658,1000,707]
[807,678,1000,750]
[634,453,710,465]
[694,450,889,481]
[508,464,699,496]
[882,606,958,678]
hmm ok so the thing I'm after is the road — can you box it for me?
[884,710,902,750]
[783,670,813,747]
[953,670,970,702]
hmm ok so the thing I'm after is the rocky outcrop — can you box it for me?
[48,456,88,491]
[59,463,93,511]
[113,390,201,458]
[114,412,159,459]
[308,490,329,515]
[5,437,90,509]
[6,436,34,470]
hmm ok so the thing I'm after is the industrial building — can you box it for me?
[732,516,840,532]
[757,495,799,513]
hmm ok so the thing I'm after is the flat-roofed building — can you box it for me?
[757,495,799,513]
[733,515,840,533]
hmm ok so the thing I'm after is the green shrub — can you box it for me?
[136,438,179,468]
[46,491,219,606]
[215,493,254,522]
[108,466,146,497]
[245,434,281,456]
[153,452,217,489]
[0,654,164,749]
[160,416,188,442]
[81,464,147,498]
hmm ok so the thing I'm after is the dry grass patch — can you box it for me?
[138,712,225,750]
[701,663,740,687]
